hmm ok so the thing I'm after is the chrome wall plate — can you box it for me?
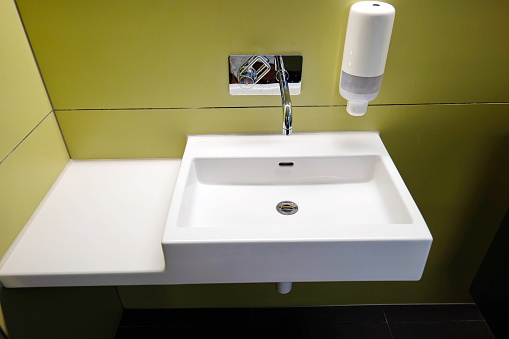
[229,54,302,95]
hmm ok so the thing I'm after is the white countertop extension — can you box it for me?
[0,159,182,287]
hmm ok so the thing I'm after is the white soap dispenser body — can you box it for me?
[340,1,395,116]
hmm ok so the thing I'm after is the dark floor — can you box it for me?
[115,304,495,339]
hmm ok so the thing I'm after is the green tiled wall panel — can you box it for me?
[0,113,69,260]
[16,0,509,109]
[0,0,52,160]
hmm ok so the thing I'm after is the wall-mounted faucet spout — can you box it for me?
[276,56,292,136]
[228,54,302,134]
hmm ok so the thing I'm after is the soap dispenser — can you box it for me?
[340,1,395,116]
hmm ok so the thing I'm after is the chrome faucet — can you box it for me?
[275,56,292,136]
[228,54,302,135]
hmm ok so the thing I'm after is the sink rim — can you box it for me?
[163,132,432,244]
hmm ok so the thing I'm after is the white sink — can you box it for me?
[162,132,432,284]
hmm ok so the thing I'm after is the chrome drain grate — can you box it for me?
[276,201,298,215]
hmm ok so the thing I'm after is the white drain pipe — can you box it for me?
[276,282,292,294]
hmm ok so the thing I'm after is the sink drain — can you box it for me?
[276,201,298,215]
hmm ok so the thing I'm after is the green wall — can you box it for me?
[0,0,69,334]
[14,0,509,109]
[0,0,67,265]
[13,0,509,309]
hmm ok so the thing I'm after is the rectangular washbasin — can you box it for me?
[162,132,432,284]
[178,156,412,229]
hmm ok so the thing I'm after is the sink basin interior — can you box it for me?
[178,155,412,229]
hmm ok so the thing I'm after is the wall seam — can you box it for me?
[53,102,509,112]
[13,0,71,159]
[0,110,53,166]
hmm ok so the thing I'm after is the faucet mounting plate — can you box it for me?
[229,54,302,95]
